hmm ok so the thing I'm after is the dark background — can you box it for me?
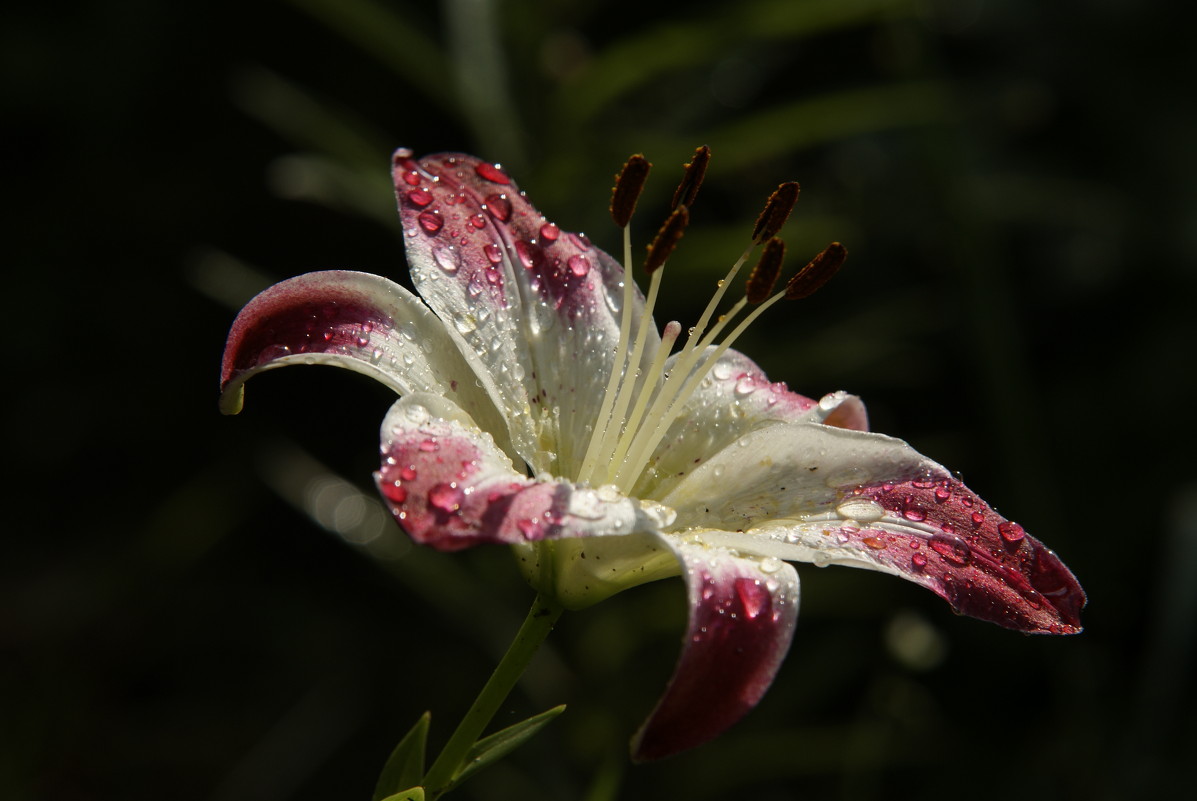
[5,1,1195,799]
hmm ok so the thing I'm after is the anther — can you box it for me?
[671,145,711,211]
[746,238,786,303]
[644,206,689,273]
[784,242,847,300]
[751,182,800,244]
[610,154,651,228]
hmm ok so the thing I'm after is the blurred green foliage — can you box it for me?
[4,0,1195,800]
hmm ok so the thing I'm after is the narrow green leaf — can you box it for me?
[448,705,567,790]
[378,789,425,801]
[373,712,432,801]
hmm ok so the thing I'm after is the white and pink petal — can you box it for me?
[392,149,661,476]
[635,348,866,499]
[375,394,644,552]
[683,466,1085,634]
[219,271,510,452]
[631,536,800,761]
[660,422,933,532]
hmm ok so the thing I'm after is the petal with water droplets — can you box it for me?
[661,423,929,532]
[663,423,1085,634]
[632,537,799,761]
[219,271,510,452]
[392,149,661,476]
[376,394,643,552]
[637,348,867,498]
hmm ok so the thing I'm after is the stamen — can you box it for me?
[745,238,786,303]
[644,206,689,273]
[785,242,847,300]
[751,182,800,244]
[614,289,789,490]
[578,222,638,484]
[670,145,711,211]
[588,266,665,483]
[610,154,651,228]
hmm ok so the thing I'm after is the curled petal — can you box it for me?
[375,394,643,552]
[393,150,660,475]
[638,348,866,498]
[632,537,800,761]
[219,271,509,452]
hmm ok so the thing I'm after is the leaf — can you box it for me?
[378,789,425,801]
[447,705,567,791]
[373,712,431,801]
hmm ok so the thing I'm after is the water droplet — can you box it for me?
[403,404,429,424]
[515,240,538,269]
[567,254,590,276]
[901,497,927,522]
[934,485,951,502]
[998,521,1025,543]
[380,482,407,503]
[734,375,756,395]
[863,536,888,550]
[418,210,443,233]
[432,248,458,273]
[401,170,421,186]
[540,222,560,242]
[479,242,503,264]
[930,536,970,566]
[760,556,783,574]
[712,362,733,381]
[469,213,486,229]
[568,488,605,519]
[400,466,418,481]
[484,194,511,221]
[970,512,984,527]
[912,552,928,569]
[406,188,432,207]
[429,483,463,513]
[475,162,510,184]
[735,577,768,619]
[418,438,438,452]
[836,498,885,523]
[454,316,477,334]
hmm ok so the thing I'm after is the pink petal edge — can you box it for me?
[838,474,1085,633]
[375,400,640,551]
[632,540,800,762]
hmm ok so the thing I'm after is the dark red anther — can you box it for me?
[611,154,652,228]
[746,238,786,303]
[671,145,711,211]
[785,242,847,300]
[644,206,690,274]
[751,182,800,244]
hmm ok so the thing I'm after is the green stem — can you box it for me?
[422,593,565,798]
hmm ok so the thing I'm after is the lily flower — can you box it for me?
[220,147,1084,762]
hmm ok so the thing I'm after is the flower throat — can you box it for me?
[576,147,847,493]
